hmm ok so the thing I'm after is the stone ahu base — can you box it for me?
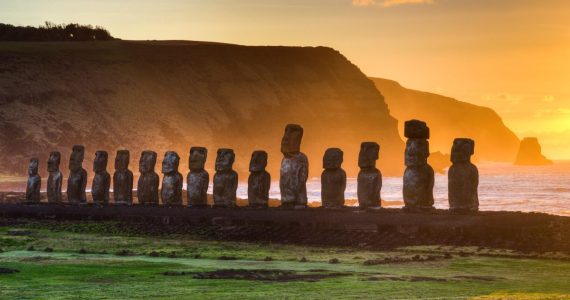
[1,201,570,253]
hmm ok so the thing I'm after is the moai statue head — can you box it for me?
[69,145,85,172]
[47,151,61,172]
[405,139,430,167]
[404,119,430,139]
[93,151,108,173]
[323,148,343,169]
[281,124,303,157]
[249,150,268,172]
[162,151,180,174]
[139,150,157,173]
[115,150,130,171]
[215,148,235,172]
[189,147,208,171]
[358,142,379,169]
[28,158,39,176]
[451,138,475,163]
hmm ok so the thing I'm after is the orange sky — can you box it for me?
[2,0,569,159]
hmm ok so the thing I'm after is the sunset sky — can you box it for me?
[2,0,569,159]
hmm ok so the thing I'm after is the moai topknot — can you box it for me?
[357,142,382,209]
[279,124,308,208]
[248,150,270,208]
[321,148,346,208]
[138,151,159,205]
[187,147,209,207]
[25,158,41,204]
[47,151,63,203]
[92,151,110,205]
[213,148,238,208]
[113,150,133,205]
[403,120,435,211]
[161,151,183,206]
[448,138,479,213]
[67,145,88,204]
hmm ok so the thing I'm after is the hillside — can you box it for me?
[372,78,520,162]
[0,41,403,179]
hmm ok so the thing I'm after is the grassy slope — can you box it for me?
[1,223,569,299]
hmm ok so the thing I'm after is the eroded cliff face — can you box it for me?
[371,78,520,163]
[514,137,553,166]
[0,41,404,179]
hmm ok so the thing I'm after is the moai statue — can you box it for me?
[248,150,270,208]
[279,124,308,208]
[67,145,88,205]
[47,151,63,204]
[213,148,238,208]
[187,147,209,207]
[137,151,159,205]
[161,151,183,206]
[403,120,435,211]
[321,148,346,208]
[25,158,41,204]
[448,138,479,213]
[357,142,382,209]
[113,150,133,205]
[92,151,110,205]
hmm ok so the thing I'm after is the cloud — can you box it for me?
[352,0,434,8]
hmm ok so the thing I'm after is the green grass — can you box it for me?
[1,221,570,299]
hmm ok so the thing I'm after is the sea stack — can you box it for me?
[187,147,209,207]
[137,151,159,205]
[213,148,238,208]
[67,145,88,205]
[113,150,133,205]
[514,137,553,166]
[357,142,382,209]
[448,138,479,213]
[46,151,63,204]
[25,158,41,204]
[248,150,270,208]
[92,151,111,205]
[161,151,183,206]
[321,148,346,208]
[279,124,308,208]
[403,120,435,212]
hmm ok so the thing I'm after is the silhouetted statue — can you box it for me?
[137,151,159,205]
[113,150,133,205]
[187,147,209,207]
[279,124,308,208]
[25,158,41,204]
[403,120,434,211]
[213,148,238,208]
[47,151,63,204]
[248,150,270,208]
[67,145,87,204]
[161,151,183,206]
[357,142,382,209]
[448,138,479,213]
[321,148,346,208]
[92,151,110,205]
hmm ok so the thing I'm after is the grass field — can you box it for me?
[1,221,570,299]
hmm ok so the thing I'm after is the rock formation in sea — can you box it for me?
[514,137,553,166]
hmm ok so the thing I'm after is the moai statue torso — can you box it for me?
[113,150,133,205]
[213,148,238,208]
[357,142,382,209]
[321,148,346,208]
[161,151,183,206]
[279,124,308,208]
[248,150,270,208]
[448,138,479,213]
[92,151,110,205]
[137,151,159,205]
[187,147,209,207]
[25,158,41,204]
[47,152,63,204]
[67,145,88,205]
[403,120,434,211]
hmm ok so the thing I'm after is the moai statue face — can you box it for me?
[358,142,380,169]
[47,151,61,172]
[189,147,207,171]
[115,150,130,171]
[139,151,157,173]
[451,138,475,163]
[281,124,303,156]
[215,149,235,172]
[69,145,85,172]
[404,119,430,139]
[323,148,343,169]
[162,151,180,174]
[249,150,268,172]
[28,158,39,176]
[93,151,108,173]
[405,139,430,167]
